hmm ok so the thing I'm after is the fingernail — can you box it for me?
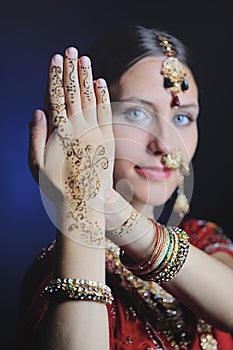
[80,56,90,67]
[97,78,106,87]
[66,47,78,59]
[33,110,43,121]
[52,54,63,65]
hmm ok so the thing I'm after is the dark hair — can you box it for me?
[88,24,193,87]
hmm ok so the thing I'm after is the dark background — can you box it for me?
[1,0,232,348]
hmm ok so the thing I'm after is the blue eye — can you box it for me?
[123,107,151,122]
[173,114,192,126]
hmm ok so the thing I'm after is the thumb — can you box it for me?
[28,109,47,183]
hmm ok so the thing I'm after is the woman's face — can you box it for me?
[111,56,199,215]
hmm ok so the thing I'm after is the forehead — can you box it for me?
[116,56,198,105]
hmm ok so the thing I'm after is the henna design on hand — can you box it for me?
[66,58,76,104]
[81,64,93,102]
[62,138,109,204]
[50,65,66,130]
[58,133,109,245]
[50,66,64,97]
[67,211,104,246]
[46,56,110,246]
[97,85,108,107]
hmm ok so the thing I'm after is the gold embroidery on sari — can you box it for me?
[106,240,218,350]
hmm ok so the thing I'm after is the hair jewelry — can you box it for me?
[157,34,189,108]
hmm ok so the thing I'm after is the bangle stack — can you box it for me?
[42,278,114,305]
[120,222,189,284]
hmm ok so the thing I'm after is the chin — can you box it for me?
[114,167,178,207]
[133,193,170,207]
[131,181,178,208]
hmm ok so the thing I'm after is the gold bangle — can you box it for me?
[138,228,175,280]
[130,226,189,283]
[107,208,139,238]
[133,224,170,276]
[151,227,189,283]
[120,220,160,271]
[119,222,189,284]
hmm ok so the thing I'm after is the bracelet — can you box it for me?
[42,278,114,305]
[119,220,160,272]
[120,221,189,284]
[136,226,172,277]
[107,208,139,238]
[146,229,179,281]
[120,222,169,275]
[150,227,189,283]
[145,224,171,272]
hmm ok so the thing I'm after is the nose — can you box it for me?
[147,119,176,157]
[147,137,168,157]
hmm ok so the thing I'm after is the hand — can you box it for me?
[28,47,115,246]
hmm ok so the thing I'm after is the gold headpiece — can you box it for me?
[158,34,189,108]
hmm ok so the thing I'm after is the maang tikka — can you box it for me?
[162,148,190,218]
[157,34,189,108]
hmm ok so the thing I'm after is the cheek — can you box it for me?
[113,159,134,191]
[113,124,146,141]
[113,125,148,159]
[113,159,128,178]
[179,125,198,162]
[187,127,198,160]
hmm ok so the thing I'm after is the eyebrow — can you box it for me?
[118,97,199,112]
[118,97,157,110]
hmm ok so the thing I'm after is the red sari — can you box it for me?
[16,219,233,349]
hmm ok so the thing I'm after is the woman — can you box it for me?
[16,25,233,349]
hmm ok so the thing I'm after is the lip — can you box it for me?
[135,165,172,181]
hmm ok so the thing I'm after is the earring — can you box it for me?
[162,148,190,218]
[174,174,189,218]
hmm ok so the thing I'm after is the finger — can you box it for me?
[78,56,97,125]
[43,75,50,118]
[28,109,47,182]
[48,54,67,134]
[95,78,112,127]
[64,47,82,118]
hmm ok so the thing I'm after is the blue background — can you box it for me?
[1,0,232,348]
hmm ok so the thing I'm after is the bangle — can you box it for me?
[136,226,172,277]
[150,227,189,283]
[107,208,139,238]
[120,221,168,273]
[119,220,160,272]
[146,229,178,281]
[120,222,169,275]
[120,221,189,284]
[42,278,114,305]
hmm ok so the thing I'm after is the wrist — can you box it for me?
[105,192,154,248]
[105,190,131,231]
[56,199,105,248]
[55,232,106,282]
